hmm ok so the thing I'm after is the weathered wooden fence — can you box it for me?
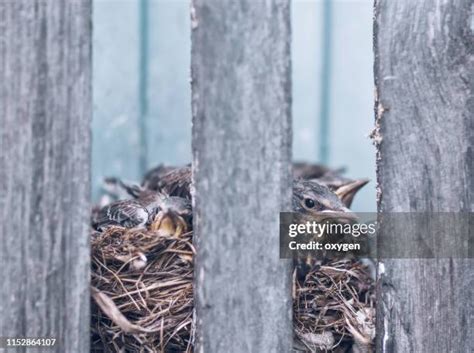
[0,1,91,352]
[1,0,473,352]
[374,0,473,352]
[191,0,293,352]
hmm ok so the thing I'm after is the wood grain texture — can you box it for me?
[191,1,292,352]
[0,1,91,352]
[374,0,473,352]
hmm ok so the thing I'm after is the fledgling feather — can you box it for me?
[92,199,150,231]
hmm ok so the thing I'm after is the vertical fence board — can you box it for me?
[0,1,91,352]
[191,1,292,352]
[374,0,473,352]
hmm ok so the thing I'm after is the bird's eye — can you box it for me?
[304,198,315,208]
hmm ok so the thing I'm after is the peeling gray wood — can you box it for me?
[0,1,91,352]
[374,0,473,352]
[191,1,292,352]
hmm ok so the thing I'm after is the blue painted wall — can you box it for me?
[92,0,191,199]
[93,0,375,211]
[292,0,375,211]
[93,0,141,198]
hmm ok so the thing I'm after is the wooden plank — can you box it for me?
[191,1,293,352]
[374,0,473,352]
[0,1,91,352]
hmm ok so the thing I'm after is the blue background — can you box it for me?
[93,0,376,212]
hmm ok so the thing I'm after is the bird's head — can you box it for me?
[311,175,369,208]
[158,195,192,219]
[148,194,192,237]
[292,180,357,223]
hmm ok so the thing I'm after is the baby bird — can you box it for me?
[140,163,369,208]
[142,164,192,199]
[93,191,192,237]
[293,180,353,214]
[292,180,359,281]
[92,199,151,231]
[293,162,369,208]
[149,194,192,237]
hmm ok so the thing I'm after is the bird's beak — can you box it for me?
[150,210,188,237]
[335,179,370,207]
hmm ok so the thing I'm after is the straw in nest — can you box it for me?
[91,228,375,353]
[91,227,195,352]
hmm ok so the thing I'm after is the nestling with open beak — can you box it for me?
[92,191,192,237]
[149,194,192,237]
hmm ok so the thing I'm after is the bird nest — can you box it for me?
[293,260,375,352]
[91,227,195,352]
[91,227,375,353]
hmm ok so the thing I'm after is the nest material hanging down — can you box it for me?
[91,227,375,353]
[91,227,195,352]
